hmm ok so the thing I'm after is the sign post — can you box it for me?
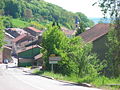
[51,64,53,72]
[49,54,61,72]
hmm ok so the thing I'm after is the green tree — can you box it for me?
[75,22,86,35]
[30,21,45,30]
[106,26,120,77]
[4,0,22,18]
[58,36,105,77]
[98,0,120,77]
[0,16,4,48]
[0,9,4,16]
[24,9,33,19]
[42,25,68,71]
[2,16,13,28]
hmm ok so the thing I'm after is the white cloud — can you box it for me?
[44,0,104,18]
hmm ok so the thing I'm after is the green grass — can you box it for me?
[32,69,120,89]
[12,19,30,28]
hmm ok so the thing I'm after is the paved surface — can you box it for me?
[0,64,101,90]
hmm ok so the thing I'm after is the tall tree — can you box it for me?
[24,9,33,19]
[98,0,120,77]
[4,0,22,18]
[42,25,68,71]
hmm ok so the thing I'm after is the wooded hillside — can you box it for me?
[0,0,94,29]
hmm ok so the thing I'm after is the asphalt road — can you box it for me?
[0,64,101,90]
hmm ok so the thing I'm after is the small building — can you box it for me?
[4,32,15,48]
[5,28,27,38]
[17,45,42,66]
[24,27,43,37]
[12,34,34,55]
[61,27,76,38]
[34,53,43,66]
[79,23,110,60]
[0,46,12,63]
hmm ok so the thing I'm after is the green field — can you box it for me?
[12,19,30,28]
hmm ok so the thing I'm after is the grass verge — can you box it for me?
[32,69,120,89]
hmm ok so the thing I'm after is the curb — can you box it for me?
[41,75,54,80]
[57,80,92,87]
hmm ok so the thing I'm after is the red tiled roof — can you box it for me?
[12,34,27,43]
[8,28,27,34]
[27,27,42,33]
[79,23,110,42]
[61,27,76,35]
[34,53,43,60]
[3,46,12,50]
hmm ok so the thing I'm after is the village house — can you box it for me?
[17,45,42,67]
[61,27,76,38]
[4,32,15,48]
[24,27,43,38]
[34,53,43,66]
[79,23,110,60]
[5,28,27,38]
[0,46,12,63]
[12,34,34,55]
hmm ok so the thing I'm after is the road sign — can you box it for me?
[49,57,61,61]
[49,61,58,64]
[49,55,61,72]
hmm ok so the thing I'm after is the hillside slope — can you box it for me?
[0,0,94,29]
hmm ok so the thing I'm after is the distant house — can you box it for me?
[24,27,43,37]
[4,32,15,48]
[79,23,110,60]
[34,53,43,66]
[17,45,42,66]
[5,28,27,38]
[0,46,12,63]
[61,27,76,38]
[12,34,34,55]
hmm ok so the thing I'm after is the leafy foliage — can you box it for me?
[0,16,5,48]
[42,24,105,77]
[1,16,13,28]
[30,21,46,30]
[97,0,120,17]
[11,19,30,28]
[42,25,67,70]
[98,0,120,77]
[106,24,120,77]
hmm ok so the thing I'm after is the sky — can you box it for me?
[44,0,104,18]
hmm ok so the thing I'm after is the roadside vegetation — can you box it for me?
[38,24,120,89]
[32,69,120,89]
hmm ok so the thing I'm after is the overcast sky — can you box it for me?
[44,0,104,18]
